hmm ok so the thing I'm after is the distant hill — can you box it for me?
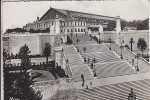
[121,18,149,30]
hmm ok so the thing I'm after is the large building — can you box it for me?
[23,7,121,44]
[23,7,120,33]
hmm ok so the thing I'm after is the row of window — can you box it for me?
[26,21,54,30]
[26,20,102,31]
[61,28,86,33]
[61,21,86,27]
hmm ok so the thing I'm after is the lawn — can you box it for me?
[30,70,55,82]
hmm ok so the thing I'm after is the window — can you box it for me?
[78,28,80,32]
[84,22,86,26]
[79,22,81,26]
[62,21,65,26]
[71,29,73,32]
[75,28,77,32]
[81,29,83,32]
[67,29,70,32]
[81,22,84,26]
[60,21,62,26]
[77,22,79,26]
[71,22,72,26]
[75,22,76,26]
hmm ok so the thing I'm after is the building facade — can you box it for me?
[23,7,121,40]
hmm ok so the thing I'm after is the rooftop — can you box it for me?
[40,7,119,21]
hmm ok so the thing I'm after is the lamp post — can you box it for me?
[135,54,139,72]
[129,38,134,51]
[120,41,123,59]
[128,88,136,100]
[93,57,97,77]
[109,38,112,50]
[98,32,101,44]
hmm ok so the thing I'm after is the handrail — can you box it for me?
[126,48,150,65]
[63,45,73,77]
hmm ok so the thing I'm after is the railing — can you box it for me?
[63,46,73,77]
[126,48,150,65]
[109,43,150,72]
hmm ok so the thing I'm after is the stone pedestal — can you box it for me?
[49,14,64,67]
[54,46,63,67]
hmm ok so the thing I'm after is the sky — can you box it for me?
[2,0,149,33]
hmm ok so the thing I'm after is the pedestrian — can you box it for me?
[86,85,88,89]
[90,81,92,86]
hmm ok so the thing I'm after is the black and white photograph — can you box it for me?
[1,0,150,100]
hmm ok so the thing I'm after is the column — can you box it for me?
[99,24,104,42]
[148,29,150,62]
[54,14,63,67]
[116,16,121,45]
[55,14,61,35]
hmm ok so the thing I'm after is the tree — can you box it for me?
[137,38,147,56]
[43,43,51,63]
[16,73,42,100]
[18,44,31,72]
[8,72,42,100]
[3,49,8,65]
[4,68,13,100]
[121,19,128,30]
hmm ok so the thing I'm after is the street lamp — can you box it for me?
[98,32,101,44]
[135,54,139,72]
[128,88,136,100]
[93,57,97,77]
[129,38,134,51]
[120,43,123,59]
[109,38,112,50]
[120,40,124,59]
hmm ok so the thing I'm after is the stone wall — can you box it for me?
[103,30,149,55]
[6,34,41,55]
[3,33,52,55]
[120,30,149,54]
[3,30,149,56]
